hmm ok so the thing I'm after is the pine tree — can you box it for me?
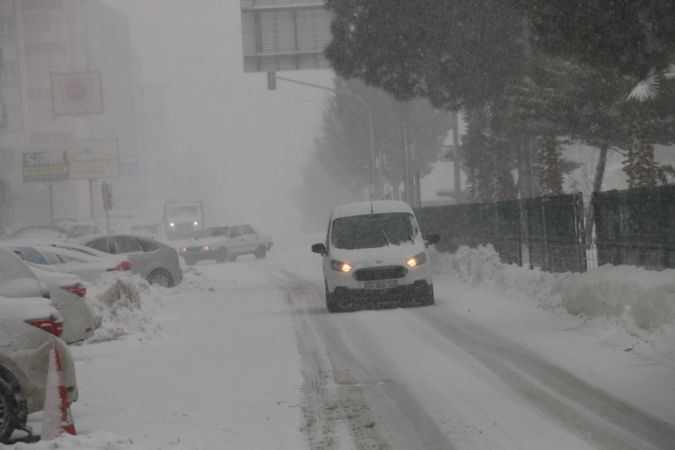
[623,135,660,188]
[537,136,563,195]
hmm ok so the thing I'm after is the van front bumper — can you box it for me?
[330,280,433,310]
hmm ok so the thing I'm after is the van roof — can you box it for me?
[331,200,414,219]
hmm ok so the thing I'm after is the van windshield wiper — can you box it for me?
[381,230,390,245]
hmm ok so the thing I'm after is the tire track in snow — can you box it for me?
[283,276,388,449]
[409,308,675,450]
[278,269,456,450]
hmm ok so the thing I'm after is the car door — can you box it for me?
[111,235,149,277]
[238,225,259,253]
[227,226,248,257]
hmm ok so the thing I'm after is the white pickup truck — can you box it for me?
[178,224,273,265]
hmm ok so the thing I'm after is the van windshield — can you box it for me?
[331,213,416,250]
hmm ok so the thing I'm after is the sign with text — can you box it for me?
[241,0,332,72]
[22,151,69,182]
[51,71,104,115]
[66,139,119,180]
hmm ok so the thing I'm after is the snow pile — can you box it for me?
[1,431,152,449]
[85,274,162,342]
[559,265,675,331]
[433,245,675,331]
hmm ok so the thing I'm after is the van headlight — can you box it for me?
[406,252,427,268]
[330,259,352,273]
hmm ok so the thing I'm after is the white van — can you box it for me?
[311,200,439,312]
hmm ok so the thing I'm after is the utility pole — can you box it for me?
[267,72,380,200]
[400,101,411,205]
[451,110,462,203]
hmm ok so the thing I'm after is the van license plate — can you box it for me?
[364,280,398,290]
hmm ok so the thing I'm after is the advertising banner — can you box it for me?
[66,139,119,180]
[22,151,69,182]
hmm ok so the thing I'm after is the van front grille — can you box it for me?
[353,266,407,281]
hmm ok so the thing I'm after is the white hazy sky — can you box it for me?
[102,0,333,234]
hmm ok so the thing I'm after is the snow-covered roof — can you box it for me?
[331,200,414,219]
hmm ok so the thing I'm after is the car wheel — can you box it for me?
[0,378,20,444]
[325,280,340,313]
[254,246,267,259]
[215,248,228,263]
[420,284,435,306]
[147,269,174,287]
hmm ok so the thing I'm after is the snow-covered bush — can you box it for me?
[85,274,162,342]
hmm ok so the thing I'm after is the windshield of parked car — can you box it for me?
[331,213,415,250]
[15,246,49,265]
[0,246,42,297]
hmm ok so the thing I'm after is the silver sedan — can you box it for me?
[78,234,183,287]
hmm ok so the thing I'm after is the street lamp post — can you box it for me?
[270,73,379,200]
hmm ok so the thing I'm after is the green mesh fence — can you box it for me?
[593,185,675,270]
[415,199,523,266]
[525,193,587,273]
[416,192,587,273]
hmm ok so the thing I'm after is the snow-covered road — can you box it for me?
[10,239,675,449]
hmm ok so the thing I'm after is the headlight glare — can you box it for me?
[330,259,352,273]
[406,252,427,268]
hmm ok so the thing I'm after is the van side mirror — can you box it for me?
[424,234,440,246]
[311,243,327,255]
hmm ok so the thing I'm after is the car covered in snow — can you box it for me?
[0,296,78,443]
[178,224,273,265]
[11,242,132,284]
[78,234,183,287]
[312,200,438,312]
[0,245,97,344]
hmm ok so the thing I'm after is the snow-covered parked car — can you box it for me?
[178,224,273,265]
[23,263,97,344]
[1,245,97,344]
[78,234,182,287]
[312,200,439,312]
[0,296,78,443]
[12,242,131,284]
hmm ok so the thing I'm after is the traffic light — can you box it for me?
[101,181,113,211]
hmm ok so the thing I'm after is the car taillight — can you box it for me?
[26,319,63,337]
[62,284,87,298]
[107,260,131,271]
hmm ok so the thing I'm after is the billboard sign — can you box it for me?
[22,150,69,182]
[240,0,332,72]
[66,139,119,180]
[51,71,104,115]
